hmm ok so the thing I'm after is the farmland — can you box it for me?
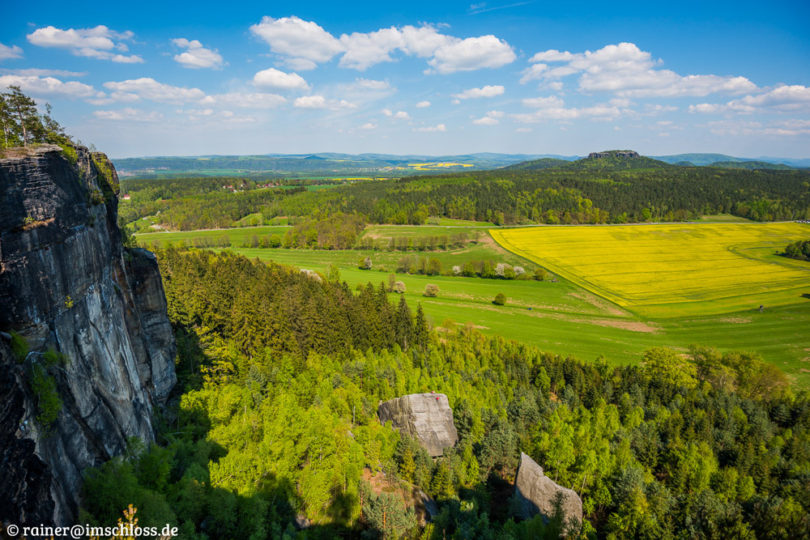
[135,220,810,386]
[491,222,810,318]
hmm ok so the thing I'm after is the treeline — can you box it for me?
[79,250,810,538]
[282,212,365,249]
[393,255,546,281]
[1,85,70,149]
[122,164,810,231]
[783,239,810,261]
[357,232,476,251]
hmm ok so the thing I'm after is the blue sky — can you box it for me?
[2,0,809,158]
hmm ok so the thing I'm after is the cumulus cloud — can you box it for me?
[352,78,390,90]
[172,38,224,69]
[93,108,162,122]
[452,85,504,99]
[414,123,446,132]
[27,25,142,63]
[250,16,514,73]
[0,42,23,61]
[513,95,623,122]
[294,95,356,110]
[253,67,310,91]
[102,78,206,103]
[360,122,377,130]
[209,92,286,109]
[428,35,515,74]
[416,100,431,108]
[250,16,343,70]
[473,110,504,125]
[0,74,98,99]
[526,42,756,98]
[382,108,409,119]
[690,85,810,114]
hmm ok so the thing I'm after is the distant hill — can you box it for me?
[507,150,671,172]
[502,157,570,170]
[709,160,794,170]
[654,153,804,168]
[111,152,561,178]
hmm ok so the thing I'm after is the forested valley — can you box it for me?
[120,163,810,231]
[78,249,810,539]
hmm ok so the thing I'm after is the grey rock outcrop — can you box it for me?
[514,452,583,534]
[588,150,639,159]
[0,144,176,526]
[378,393,458,457]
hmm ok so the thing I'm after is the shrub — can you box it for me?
[452,265,462,276]
[359,256,372,270]
[423,284,439,297]
[393,281,406,294]
[10,331,28,363]
[493,293,507,306]
[31,364,62,429]
[534,268,548,281]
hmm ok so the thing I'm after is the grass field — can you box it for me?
[491,222,810,318]
[134,222,810,386]
[136,225,290,248]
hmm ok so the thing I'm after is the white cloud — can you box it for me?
[93,108,162,122]
[520,63,547,84]
[250,16,514,74]
[452,85,504,99]
[690,85,810,114]
[253,67,310,91]
[0,74,98,99]
[414,123,446,132]
[293,95,356,110]
[102,78,206,103]
[473,110,504,125]
[250,16,343,70]
[522,96,564,108]
[294,95,327,109]
[209,92,286,109]
[382,108,409,119]
[513,96,623,122]
[416,100,431,108]
[0,42,23,61]
[339,27,404,70]
[0,68,86,77]
[360,122,376,130]
[172,38,224,69]
[429,35,515,74]
[27,25,142,63]
[352,78,390,90]
[526,42,756,98]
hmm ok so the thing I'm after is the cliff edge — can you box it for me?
[0,144,176,526]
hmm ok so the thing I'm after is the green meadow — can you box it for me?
[135,223,810,386]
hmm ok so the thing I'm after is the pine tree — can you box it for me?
[394,296,413,351]
[3,86,38,146]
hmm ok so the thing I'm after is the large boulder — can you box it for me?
[378,393,458,457]
[514,452,583,534]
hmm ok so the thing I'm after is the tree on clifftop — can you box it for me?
[1,86,70,149]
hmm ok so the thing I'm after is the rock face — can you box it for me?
[378,393,458,457]
[514,452,583,534]
[0,145,176,526]
[588,150,640,159]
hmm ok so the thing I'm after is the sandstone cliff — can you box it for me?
[378,393,458,457]
[514,452,583,535]
[0,144,176,526]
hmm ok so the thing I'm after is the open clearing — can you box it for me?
[491,222,810,318]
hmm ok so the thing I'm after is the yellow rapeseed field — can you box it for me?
[491,222,810,317]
